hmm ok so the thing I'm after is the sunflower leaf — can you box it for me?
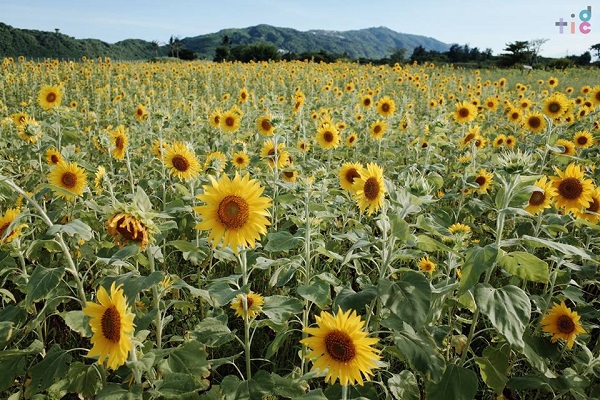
[47,219,93,241]
[392,323,445,383]
[457,244,498,295]
[26,345,71,397]
[379,270,431,330]
[66,361,106,398]
[264,231,301,252]
[25,265,65,308]
[388,370,420,400]
[498,251,549,283]
[426,362,478,400]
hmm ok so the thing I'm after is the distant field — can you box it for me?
[1,57,599,399]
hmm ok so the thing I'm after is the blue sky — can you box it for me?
[1,0,598,58]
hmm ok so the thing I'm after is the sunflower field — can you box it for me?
[1,56,599,400]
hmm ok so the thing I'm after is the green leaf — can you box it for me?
[61,310,92,337]
[333,284,378,313]
[522,235,592,259]
[207,281,241,307]
[389,213,409,242]
[96,383,144,400]
[264,231,301,252]
[392,323,445,383]
[155,372,208,398]
[0,250,18,268]
[46,219,93,241]
[27,345,72,396]
[298,276,331,309]
[167,240,208,266]
[297,389,328,399]
[522,331,557,378]
[426,363,478,400]
[416,234,455,253]
[191,317,235,347]
[475,356,508,392]
[25,239,63,258]
[0,321,14,347]
[380,271,431,330]
[67,362,105,398]
[102,271,164,306]
[167,340,210,378]
[262,295,304,324]
[388,370,420,400]
[498,251,549,283]
[26,266,65,307]
[475,284,530,349]
[458,244,498,295]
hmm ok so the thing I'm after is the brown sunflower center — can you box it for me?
[595,91,600,102]
[548,102,561,114]
[556,315,576,334]
[506,138,514,145]
[586,198,599,213]
[246,297,254,308]
[225,116,235,127]
[363,98,371,106]
[0,222,10,239]
[61,172,77,189]
[529,191,546,206]
[381,103,390,113]
[510,112,520,120]
[213,116,220,124]
[101,306,122,343]
[50,154,60,164]
[463,133,475,143]
[349,136,356,143]
[324,329,356,362]
[236,157,245,165]
[114,216,146,242]
[528,117,541,129]
[171,155,190,172]
[475,176,487,187]
[18,115,26,124]
[363,177,380,200]
[217,195,249,229]
[115,136,124,150]
[345,168,360,184]
[373,125,382,134]
[577,136,589,145]
[261,119,271,131]
[46,92,57,103]
[558,177,583,200]
[323,131,334,142]
[283,171,295,178]
[496,138,504,145]
[137,108,144,116]
[458,107,470,118]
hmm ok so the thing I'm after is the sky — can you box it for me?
[1,0,598,59]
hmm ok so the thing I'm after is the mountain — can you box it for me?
[182,25,450,60]
[0,22,449,61]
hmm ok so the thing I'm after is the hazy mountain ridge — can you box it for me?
[0,22,450,60]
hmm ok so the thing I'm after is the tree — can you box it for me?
[388,48,407,65]
[526,38,549,65]
[590,43,600,60]
[498,41,531,67]
[149,40,160,58]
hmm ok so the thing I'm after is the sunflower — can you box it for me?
[204,151,228,174]
[452,101,477,124]
[375,96,396,117]
[547,77,558,88]
[0,208,26,244]
[48,162,87,200]
[230,291,264,319]
[315,122,341,150]
[507,107,522,124]
[555,139,576,156]
[256,115,275,136]
[297,140,310,153]
[152,139,168,159]
[238,88,250,104]
[134,104,148,121]
[38,84,63,110]
[523,112,546,133]
[542,93,569,118]
[346,132,358,147]
[208,109,221,128]
[82,282,135,370]
[17,117,42,143]
[94,166,106,195]
[232,151,250,169]
[300,308,380,386]
[261,140,290,169]
[282,169,298,183]
[369,120,387,140]
[541,301,586,349]
[220,108,242,133]
[483,96,499,112]
[106,212,151,250]
[474,169,493,194]
[339,163,363,192]
[492,134,506,147]
[360,94,373,108]
[588,85,600,106]
[524,176,556,215]
[353,163,385,216]
[11,112,28,127]
[418,255,436,273]
[459,125,481,148]
[550,163,595,213]
[573,130,594,149]
[448,223,471,235]
[574,186,600,224]
[194,173,272,253]
[45,148,63,165]
[108,125,128,160]
[163,141,201,181]
[505,135,516,148]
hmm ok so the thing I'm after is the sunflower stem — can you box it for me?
[147,247,162,350]
[341,384,349,400]
[238,250,252,380]
[125,146,136,195]
[301,185,312,376]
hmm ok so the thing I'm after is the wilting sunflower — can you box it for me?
[48,162,87,200]
[0,208,26,244]
[418,255,436,273]
[256,115,275,136]
[575,187,600,224]
[346,132,358,147]
[353,163,385,216]
[555,139,576,156]
[375,96,396,117]
[369,120,387,140]
[474,169,493,194]
[550,163,595,213]
[17,117,42,143]
[45,148,63,166]
[230,291,264,319]
[232,151,250,169]
[573,130,594,149]
[194,173,272,253]
[82,282,135,370]
[588,85,600,106]
[542,93,569,119]
[134,104,148,121]
[523,112,546,133]
[38,84,63,110]
[163,141,201,181]
[300,308,380,386]
[106,212,151,250]
[452,100,478,124]
[108,125,128,160]
[315,122,341,150]
[261,140,290,169]
[524,176,556,215]
[541,301,586,349]
[339,162,363,192]
[220,108,242,134]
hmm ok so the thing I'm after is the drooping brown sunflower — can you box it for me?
[38,84,63,110]
[48,162,87,200]
[541,300,586,349]
[550,163,595,213]
[106,212,151,250]
[524,176,556,215]
[109,125,128,160]
[352,163,385,216]
[163,141,201,181]
[339,162,363,192]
